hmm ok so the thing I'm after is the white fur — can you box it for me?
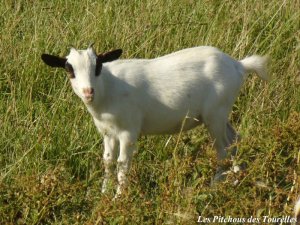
[295,198,300,225]
[63,46,268,196]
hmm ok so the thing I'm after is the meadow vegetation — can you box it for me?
[0,0,299,224]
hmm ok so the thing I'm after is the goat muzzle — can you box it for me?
[83,88,94,102]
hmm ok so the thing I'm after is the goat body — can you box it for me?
[41,46,268,196]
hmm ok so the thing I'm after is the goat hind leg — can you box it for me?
[226,122,240,157]
[206,112,231,182]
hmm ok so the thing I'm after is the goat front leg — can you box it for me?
[102,135,118,194]
[115,131,137,198]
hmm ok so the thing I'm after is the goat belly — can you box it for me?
[140,110,203,135]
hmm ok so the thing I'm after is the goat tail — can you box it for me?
[240,55,269,81]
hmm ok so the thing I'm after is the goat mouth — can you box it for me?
[84,96,94,103]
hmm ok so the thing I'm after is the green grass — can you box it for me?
[0,0,300,224]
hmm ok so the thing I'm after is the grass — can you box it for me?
[0,0,300,224]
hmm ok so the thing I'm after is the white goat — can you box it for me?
[41,45,268,196]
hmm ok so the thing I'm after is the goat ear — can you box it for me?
[98,49,122,63]
[41,54,67,68]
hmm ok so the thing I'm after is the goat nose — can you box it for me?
[83,87,94,95]
[82,88,94,102]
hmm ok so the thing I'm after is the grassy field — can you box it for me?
[0,0,300,224]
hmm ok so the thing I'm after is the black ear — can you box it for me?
[98,49,122,63]
[41,54,67,68]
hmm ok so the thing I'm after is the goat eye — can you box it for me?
[65,62,75,79]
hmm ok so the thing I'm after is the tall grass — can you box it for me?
[0,0,299,224]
